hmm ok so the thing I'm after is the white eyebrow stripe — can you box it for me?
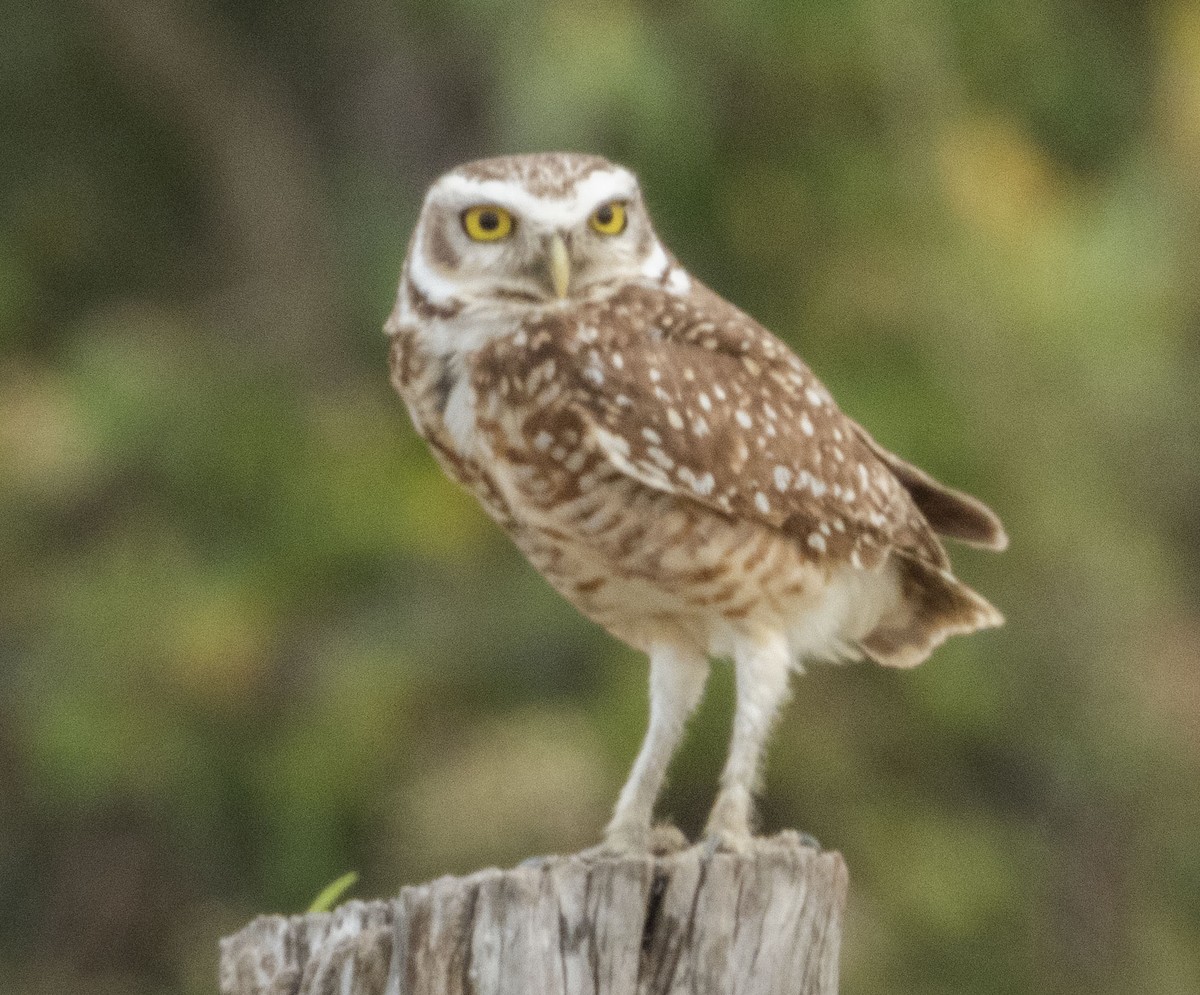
[572,168,639,207]
[407,221,461,302]
[432,169,639,229]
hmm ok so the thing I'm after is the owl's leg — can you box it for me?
[598,644,709,856]
[703,633,792,853]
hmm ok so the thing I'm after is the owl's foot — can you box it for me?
[700,826,754,857]
[701,791,754,856]
[580,821,689,860]
[579,822,649,860]
[780,828,823,851]
[648,822,689,855]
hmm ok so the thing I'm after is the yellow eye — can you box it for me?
[462,205,514,241]
[589,201,627,235]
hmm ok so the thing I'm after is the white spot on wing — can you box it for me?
[647,446,675,470]
[592,425,630,458]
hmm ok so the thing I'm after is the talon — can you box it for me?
[774,828,823,852]
[796,830,821,851]
[649,823,689,855]
[579,823,651,860]
[700,828,753,857]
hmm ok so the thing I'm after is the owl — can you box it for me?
[386,153,1007,855]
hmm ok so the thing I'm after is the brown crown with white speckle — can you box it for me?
[453,152,618,198]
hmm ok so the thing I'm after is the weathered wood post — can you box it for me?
[220,831,847,995]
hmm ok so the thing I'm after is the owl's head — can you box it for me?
[405,154,671,312]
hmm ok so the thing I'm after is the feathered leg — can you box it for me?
[599,643,709,855]
[704,633,792,853]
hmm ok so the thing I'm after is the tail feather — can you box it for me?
[859,552,1003,668]
[857,429,1009,551]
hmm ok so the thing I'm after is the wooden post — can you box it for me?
[219,831,847,995]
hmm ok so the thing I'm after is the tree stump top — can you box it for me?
[220,831,848,995]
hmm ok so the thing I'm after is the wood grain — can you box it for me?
[220,831,847,995]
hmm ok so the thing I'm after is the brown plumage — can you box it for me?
[387,153,1006,854]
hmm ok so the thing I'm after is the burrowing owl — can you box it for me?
[386,153,1007,855]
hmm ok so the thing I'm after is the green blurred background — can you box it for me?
[3,0,1200,992]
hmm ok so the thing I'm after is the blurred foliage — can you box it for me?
[306,871,358,914]
[2,0,1200,993]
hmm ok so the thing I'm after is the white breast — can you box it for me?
[442,370,479,456]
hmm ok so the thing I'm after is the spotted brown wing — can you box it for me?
[552,284,949,572]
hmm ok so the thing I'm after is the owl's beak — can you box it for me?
[548,233,571,299]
